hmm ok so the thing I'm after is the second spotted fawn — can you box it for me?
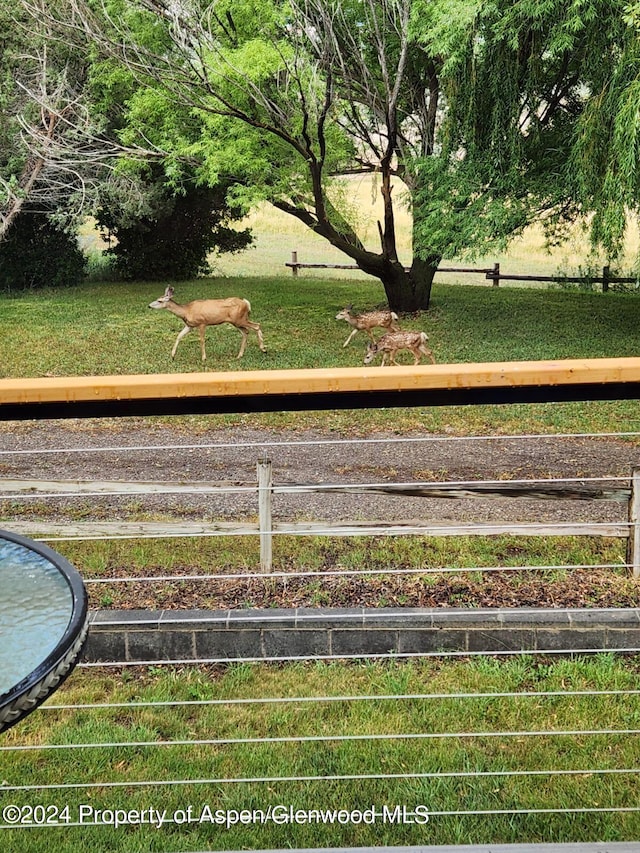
[363,330,435,366]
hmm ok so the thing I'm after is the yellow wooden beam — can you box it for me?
[1,358,640,418]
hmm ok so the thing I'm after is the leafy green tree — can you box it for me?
[85,47,255,281]
[412,0,640,266]
[38,0,640,310]
[95,171,252,280]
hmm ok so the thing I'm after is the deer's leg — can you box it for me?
[171,325,192,359]
[343,328,358,347]
[420,345,436,364]
[235,321,265,356]
[248,320,266,352]
[198,325,207,362]
[236,329,249,358]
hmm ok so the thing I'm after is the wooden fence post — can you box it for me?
[492,262,500,287]
[291,251,299,277]
[602,265,610,293]
[628,469,640,578]
[257,458,273,573]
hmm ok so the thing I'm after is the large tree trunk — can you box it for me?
[354,253,439,313]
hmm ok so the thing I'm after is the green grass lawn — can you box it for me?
[4,277,640,376]
[2,277,640,435]
[1,655,640,851]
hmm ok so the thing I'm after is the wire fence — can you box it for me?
[1,451,637,572]
[1,427,639,847]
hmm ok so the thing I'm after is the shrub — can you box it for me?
[0,212,87,291]
[96,180,253,281]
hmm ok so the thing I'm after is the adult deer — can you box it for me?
[363,330,435,366]
[148,286,266,362]
[335,305,400,347]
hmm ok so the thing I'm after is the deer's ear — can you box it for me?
[164,286,174,298]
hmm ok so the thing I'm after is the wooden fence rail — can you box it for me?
[286,252,639,291]
[2,463,638,575]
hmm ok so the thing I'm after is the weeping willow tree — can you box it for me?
[412,0,640,276]
[25,0,640,309]
[569,1,640,259]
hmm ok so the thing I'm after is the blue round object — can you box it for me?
[0,530,88,733]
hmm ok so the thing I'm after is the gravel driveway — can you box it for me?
[1,420,638,530]
[3,420,639,609]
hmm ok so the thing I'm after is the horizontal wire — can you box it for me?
[0,766,638,795]
[1,430,639,456]
[76,645,640,668]
[274,475,631,492]
[2,727,639,753]
[41,687,640,712]
[3,807,640,828]
[82,562,629,585]
[426,805,640,817]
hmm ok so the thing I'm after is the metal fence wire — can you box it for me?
[1,370,640,850]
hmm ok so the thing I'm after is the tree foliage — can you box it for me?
[0,210,86,291]
[20,0,640,309]
[412,0,640,263]
[87,41,255,281]
[95,172,253,280]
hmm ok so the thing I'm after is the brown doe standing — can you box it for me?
[335,305,400,347]
[148,286,266,362]
[364,330,435,366]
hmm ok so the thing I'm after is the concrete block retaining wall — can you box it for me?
[82,608,640,664]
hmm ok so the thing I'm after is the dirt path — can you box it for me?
[1,420,638,528]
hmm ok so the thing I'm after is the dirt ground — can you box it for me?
[1,419,640,609]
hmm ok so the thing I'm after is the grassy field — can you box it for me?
[2,276,640,435]
[211,175,640,283]
[1,655,640,851]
